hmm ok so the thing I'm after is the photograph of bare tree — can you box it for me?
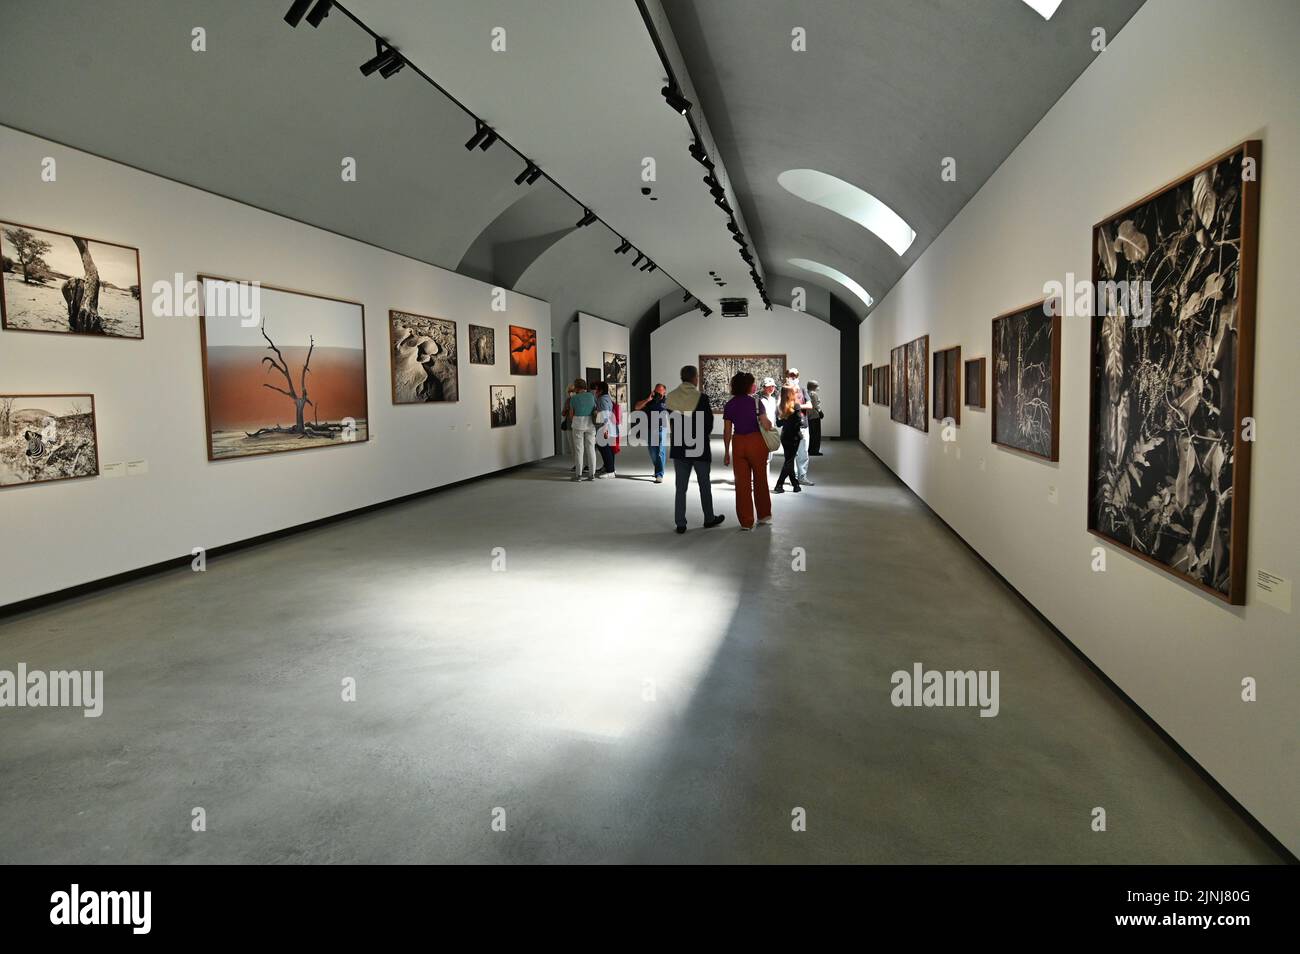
[199,277,369,460]
[490,385,516,428]
[933,345,961,426]
[0,394,99,488]
[964,358,986,408]
[698,354,786,412]
[890,336,929,431]
[890,346,906,422]
[992,301,1059,460]
[1,221,142,338]
[1088,141,1261,603]
[389,310,458,404]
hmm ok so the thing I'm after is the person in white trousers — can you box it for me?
[564,379,598,481]
[786,367,815,486]
[759,376,779,485]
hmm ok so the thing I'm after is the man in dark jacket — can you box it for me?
[665,365,725,534]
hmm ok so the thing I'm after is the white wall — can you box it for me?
[577,311,630,410]
[0,125,554,607]
[652,305,841,435]
[859,0,1299,854]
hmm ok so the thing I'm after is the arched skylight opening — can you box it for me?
[778,169,916,256]
[787,258,874,310]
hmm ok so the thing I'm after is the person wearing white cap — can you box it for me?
[785,367,815,486]
[759,376,779,483]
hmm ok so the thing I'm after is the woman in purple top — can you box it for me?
[722,371,775,529]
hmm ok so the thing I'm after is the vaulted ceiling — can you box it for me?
[0,0,1147,327]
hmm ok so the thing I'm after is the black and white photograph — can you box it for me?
[698,353,786,412]
[964,357,986,408]
[1,221,142,338]
[489,384,516,428]
[906,336,928,432]
[992,300,1059,460]
[468,323,495,365]
[890,346,906,422]
[1088,141,1260,603]
[0,393,99,487]
[862,363,871,406]
[873,364,890,408]
[389,309,458,404]
[602,350,627,388]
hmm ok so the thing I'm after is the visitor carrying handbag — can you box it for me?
[755,396,781,452]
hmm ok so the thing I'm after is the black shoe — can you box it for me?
[773,486,785,494]
[675,526,686,534]
[793,484,802,493]
[810,452,824,456]
[703,515,725,529]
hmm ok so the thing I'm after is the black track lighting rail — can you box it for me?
[288,1,697,306]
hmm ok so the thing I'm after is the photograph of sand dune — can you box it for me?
[199,277,369,460]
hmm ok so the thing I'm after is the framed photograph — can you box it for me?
[890,346,906,422]
[468,324,495,365]
[890,336,929,431]
[389,310,458,404]
[964,358,986,408]
[0,394,99,488]
[933,345,961,426]
[1088,140,1261,604]
[509,325,538,375]
[584,366,602,388]
[862,364,871,407]
[198,276,369,460]
[490,385,517,428]
[1,221,143,338]
[603,351,627,387]
[992,300,1060,460]
[698,354,786,412]
[873,364,890,407]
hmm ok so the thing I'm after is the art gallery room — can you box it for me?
[0,0,1297,888]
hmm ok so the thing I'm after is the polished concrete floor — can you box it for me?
[0,441,1282,863]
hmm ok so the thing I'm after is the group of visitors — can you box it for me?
[558,363,824,533]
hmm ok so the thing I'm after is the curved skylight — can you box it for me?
[778,169,916,256]
[787,258,874,310]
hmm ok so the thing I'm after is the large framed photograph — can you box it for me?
[1,221,143,338]
[389,309,458,404]
[198,276,369,460]
[468,324,495,365]
[1088,140,1261,604]
[890,336,928,431]
[0,394,99,488]
[861,364,871,407]
[509,325,538,375]
[992,300,1060,460]
[490,385,517,428]
[873,364,890,407]
[933,345,961,426]
[698,354,786,413]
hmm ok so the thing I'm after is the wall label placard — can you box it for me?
[1254,570,1292,613]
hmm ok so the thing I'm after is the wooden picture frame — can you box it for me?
[1,220,144,339]
[388,309,459,405]
[964,357,986,408]
[698,353,787,412]
[1087,140,1260,604]
[198,274,370,461]
[933,345,961,426]
[468,324,495,365]
[862,364,871,407]
[890,335,929,431]
[490,385,517,428]
[991,299,1060,461]
[0,393,100,488]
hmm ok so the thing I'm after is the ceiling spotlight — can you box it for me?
[379,55,405,78]
[515,161,542,185]
[688,140,713,170]
[575,208,596,228]
[727,221,741,236]
[632,253,644,267]
[615,239,631,254]
[682,291,691,302]
[305,0,332,27]
[284,0,313,26]
[661,85,692,115]
[464,120,496,150]
[360,46,400,77]
[643,262,657,273]
[714,195,730,213]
